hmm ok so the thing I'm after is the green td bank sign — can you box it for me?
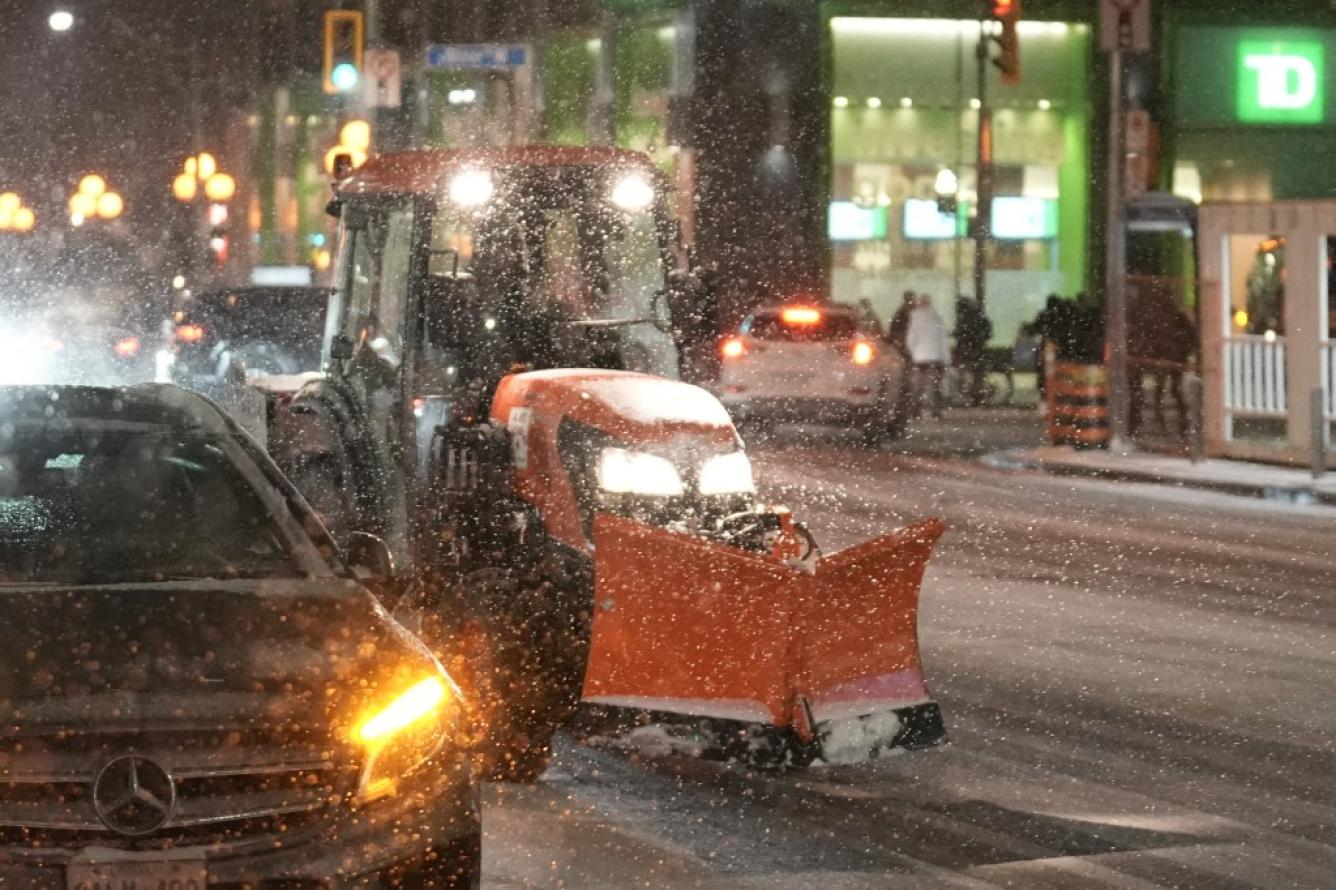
[1237,40,1325,124]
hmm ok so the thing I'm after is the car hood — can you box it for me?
[0,578,442,736]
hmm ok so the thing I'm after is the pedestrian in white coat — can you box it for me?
[906,294,950,419]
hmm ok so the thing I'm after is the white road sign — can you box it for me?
[364,48,401,108]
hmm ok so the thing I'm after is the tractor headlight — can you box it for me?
[597,447,685,497]
[354,676,455,803]
[448,169,494,207]
[610,172,655,211]
[698,451,756,496]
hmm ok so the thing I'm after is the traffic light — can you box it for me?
[990,0,1021,86]
[322,10,364,95]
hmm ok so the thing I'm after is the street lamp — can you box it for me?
[203,173,235,203]
[95,192,123,220]
[68,174,124,224]
[0,193,36,233]
[172,173,197,203]
[172,153,236,272]
[48,10,73,32]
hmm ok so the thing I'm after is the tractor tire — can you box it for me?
[421,556,591,784]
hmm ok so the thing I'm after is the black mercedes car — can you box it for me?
[0,385,478,888]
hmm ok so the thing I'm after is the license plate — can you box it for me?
[66,859,207,890]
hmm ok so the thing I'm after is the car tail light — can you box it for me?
[851,340,875,366]
[114,336,140,357]
[721,336,747,359]
[176,323,206,343]
[780,306,822,325]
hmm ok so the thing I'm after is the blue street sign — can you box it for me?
[424,43,529,71]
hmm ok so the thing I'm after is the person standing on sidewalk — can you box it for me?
[907,293,950,419]
[886,289,915,355]
[953,296,993,406]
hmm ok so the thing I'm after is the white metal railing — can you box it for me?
[1224,335,1287,416]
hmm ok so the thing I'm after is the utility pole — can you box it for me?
[973,0,1019,309]
[972,18,991,310]
[1105,43,1130,447]
[1100,0,1149,449]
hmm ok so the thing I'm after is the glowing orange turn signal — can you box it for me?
[358,677,447,744]
[851,340,875,366]
[721,336,747,359]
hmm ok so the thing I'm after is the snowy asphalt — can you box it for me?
[484,416,1336,888]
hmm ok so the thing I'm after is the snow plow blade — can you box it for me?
[581,513,946,761]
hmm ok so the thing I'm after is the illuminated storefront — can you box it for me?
[828,16,1093,344]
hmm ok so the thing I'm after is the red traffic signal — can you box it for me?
[989,0,1021,85]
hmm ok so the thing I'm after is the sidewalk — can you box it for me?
[986,444,1336,506]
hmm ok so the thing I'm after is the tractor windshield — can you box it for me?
[426,165,679,378]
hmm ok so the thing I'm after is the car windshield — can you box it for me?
[0,426,303,584]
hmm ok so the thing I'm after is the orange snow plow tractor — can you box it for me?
[489,367,946,763]
[261,146,946,776]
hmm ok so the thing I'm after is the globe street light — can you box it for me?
[49,10,74,32]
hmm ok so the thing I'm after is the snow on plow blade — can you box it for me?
[582,513,947,759]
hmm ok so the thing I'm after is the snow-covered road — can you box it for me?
[484,434,1336,888]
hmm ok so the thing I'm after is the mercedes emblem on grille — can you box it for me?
[92,754,177,836]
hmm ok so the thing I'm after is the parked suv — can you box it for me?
[0,384,479,888]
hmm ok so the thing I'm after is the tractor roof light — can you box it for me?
[448,169,494,208]
[610,172,655,212]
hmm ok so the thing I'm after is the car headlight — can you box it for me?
[698,451,756,496]
[597,447,685,497]
[354,676,455,803]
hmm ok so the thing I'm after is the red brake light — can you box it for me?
[851,340,875,366]
[114,336,140,357]
[176,324,206,343]
[780,306,822,326]
[721,336,747,359]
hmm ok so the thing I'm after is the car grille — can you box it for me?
[0,727,360,850]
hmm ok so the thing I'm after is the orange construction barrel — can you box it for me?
[1047,362,1109,449]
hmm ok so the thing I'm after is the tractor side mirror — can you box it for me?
[347,531,396,581]
[330,332,355,363]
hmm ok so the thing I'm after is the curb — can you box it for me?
[982,448,1336,507]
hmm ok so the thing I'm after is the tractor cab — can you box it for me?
[324,148,682,427]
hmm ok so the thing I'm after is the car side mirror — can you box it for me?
[347,531,395,581]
